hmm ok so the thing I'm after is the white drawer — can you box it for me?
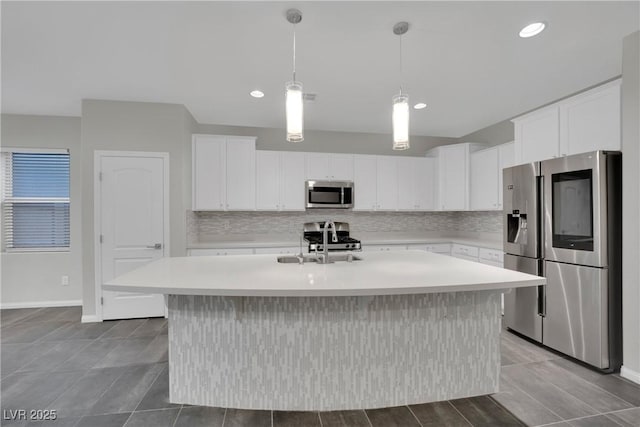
[188,248,254,256]
[451,244,479,258]
[425,243,452,254]
[479,259,504,268]
[362,244,406,252]
[479,248,504,264]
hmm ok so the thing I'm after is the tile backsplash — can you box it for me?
[188,210,502,241]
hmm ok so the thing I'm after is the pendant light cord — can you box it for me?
[399,34,403,95]
[292,24,297,82]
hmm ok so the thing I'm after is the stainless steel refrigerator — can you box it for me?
[503,151,622,372]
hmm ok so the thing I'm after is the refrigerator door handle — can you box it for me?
[537,285,546,317]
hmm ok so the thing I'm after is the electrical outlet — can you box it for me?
[61,275,69,286]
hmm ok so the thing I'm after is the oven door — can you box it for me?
[542,151,609,267]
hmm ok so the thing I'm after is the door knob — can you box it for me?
[146,243,162,249]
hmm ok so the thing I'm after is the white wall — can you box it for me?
[0,114,82,307]
[80,100,196,320]
[621,31,640,384]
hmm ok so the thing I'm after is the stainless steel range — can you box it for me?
[303,221,361,252]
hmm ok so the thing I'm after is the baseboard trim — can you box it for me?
[620,366,640,385]
[80,314,101,323]
[0,299,82,309]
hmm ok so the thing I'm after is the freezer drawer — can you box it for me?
[543,261,609,369]
[503,254,543,342]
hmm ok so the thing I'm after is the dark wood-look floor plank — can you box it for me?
[134,364,180,411]
[98,319,146,339]
[1,308,45,326]
[17,339,93,372]
[549,358,640,406]
[173,406,225,427]
[273,411,321,427]
[605,407,640,427]
[491,386,562,427]
[365,406,420,427]
[89,363,164,415]
[92,337,155,368]
[129,318,167,337]
[24,417,81,427]
[1,370,85,412]
[223,408,271,427]
[567,414,623,427]
[56,338,123,371]
[319,410,371,427]
[450,396,525,427]
[75,413,130,427]
[502,364,598,420]
[1,320,69,343]
[409,401,471,426]
[525,360,632,413]
[123,408,180,427]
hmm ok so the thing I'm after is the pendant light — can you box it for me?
[285,9,303,142]
[392,22,410,150]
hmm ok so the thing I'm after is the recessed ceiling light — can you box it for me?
[414,103,427,110]
[250,90,264,98]
[519,22,546,38]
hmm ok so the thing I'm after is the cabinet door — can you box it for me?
[497,142,515,209]
[515,106,560,164]
[560,82,621,156]
[192,135,225,210]
[226,138,256,210]
[328,154,354,181]
[397,157,416,210]
[470,147,499,210]
[256,150,280,210]
[376,156,398,210]
[305,153,329,180]
[415,157,436,210]
[280,151,306,211]
[353,155,377,210]
[439,145,468,210]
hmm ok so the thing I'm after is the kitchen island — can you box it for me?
[105,250,545,411]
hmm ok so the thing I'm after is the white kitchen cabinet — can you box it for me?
[398,157,436,211]
[376,156,398,210]
[450,244,479,262]
[361,244,407,252]
[559,79,621,155]
[513,79,621,165]
[478,247,504,267]
[192,134,256,211]
[429,143,486,211]
[497,142,515,209]
[256,150,305,211]
[254,246,300,255]
[514,105,560,164]
[188,248,254,256]
[305,153,354,181]
[353,155,378,211]
[425,243,452,255]
[470,147,499,211]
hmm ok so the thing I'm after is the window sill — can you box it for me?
[4,248,70,254]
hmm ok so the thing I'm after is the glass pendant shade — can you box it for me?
[285,81,304,142]
[392,93,410,150]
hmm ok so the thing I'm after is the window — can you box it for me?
[1,149,70,250]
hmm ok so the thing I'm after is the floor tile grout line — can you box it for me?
[220,407,227,427]
[362,408,373,427]
[495,373,566,424]
[487,395,527,426]
[317,410,323,427]
[405,405,424,427]
[446,400,474,427]
[270,409,274,427]
[132,364,170,413]
[170,405,183,427]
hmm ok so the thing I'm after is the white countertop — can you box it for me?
[187,232,503,250]
[105,250,543,297]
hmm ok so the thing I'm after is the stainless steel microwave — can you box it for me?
[305,180,354,209]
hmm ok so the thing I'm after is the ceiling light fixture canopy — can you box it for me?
[285,8,304,142]
[519,22,546,38]
[250,90,264,98]
[392,21,410,150]
[414,102,427,110]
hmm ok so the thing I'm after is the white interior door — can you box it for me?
[99,154,167,320]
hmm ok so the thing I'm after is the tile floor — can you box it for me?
[1,306,639,427]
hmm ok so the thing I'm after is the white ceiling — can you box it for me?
[2,1,638,138]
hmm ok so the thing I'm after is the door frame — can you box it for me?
[93,150,170,321]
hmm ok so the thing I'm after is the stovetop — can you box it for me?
[303,221,361,252]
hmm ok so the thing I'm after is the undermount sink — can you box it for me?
[277,254,362,264]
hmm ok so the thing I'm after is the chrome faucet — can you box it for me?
[319,220,338,263]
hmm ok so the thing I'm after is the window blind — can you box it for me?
[1,151,70,249]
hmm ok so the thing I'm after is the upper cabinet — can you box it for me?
[513,79,621,165]
[305,153,354,181]
[256,150,305,211]
[469,142,514,211]
[353,155,398,211]
[398,157,436,211]
[428,143,486,211]
[192,134,256,211]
